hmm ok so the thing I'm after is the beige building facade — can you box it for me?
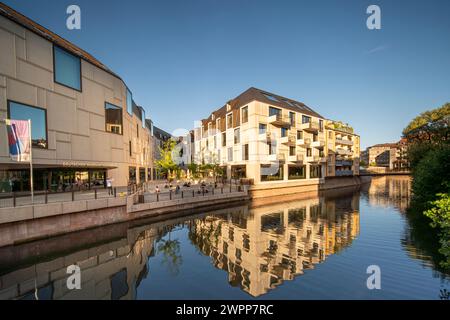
[0,3,154,192]
[194,88,360,187]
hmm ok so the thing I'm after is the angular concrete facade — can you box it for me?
[0,4,154,190]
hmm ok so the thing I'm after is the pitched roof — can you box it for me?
[0,2,121,80]
[202,87,324,125]
[153,126,172,141]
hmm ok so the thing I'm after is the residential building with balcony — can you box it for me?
[0,3,154,192]
[324,120,360,177]
[193,88,359,190]
[362,139,409,170]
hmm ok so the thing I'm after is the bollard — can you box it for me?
[202,188,204,196]
[192,190,195,198]
[221,187,223,194]
[13,192,16,207]
[95,189,98,199]
[72,190,75,201]
[45,190,48,204]
[114,187,117,198]
[156,193,159,202]
[182,191,184,199]
[212,188,214,195]
[170,190,172,200]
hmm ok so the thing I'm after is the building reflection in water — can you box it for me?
[0,189,360,299]
[189,190,360,297]
[363,175,411,213]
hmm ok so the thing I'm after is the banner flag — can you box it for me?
[5,119,31,162]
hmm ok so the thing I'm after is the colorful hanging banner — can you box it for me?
[5,119,31,162]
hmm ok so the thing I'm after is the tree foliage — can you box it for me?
[403,103,450,143]
[155,139,179,176]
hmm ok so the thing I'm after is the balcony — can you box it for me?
[301,121,320,133]
[311,139,325,148]
[336,160,353,167]
[281,134,296,145]
[259,131,271,142]
[297,138,311,146]
[336,170,354,176]
[267,153,286,162]
[335,138,354,146]
[336,148,353,156]
[268,114,291,127]
[288,154,304,163]
[306,155,326,163]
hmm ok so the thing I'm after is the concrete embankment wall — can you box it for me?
[0,193,249,247]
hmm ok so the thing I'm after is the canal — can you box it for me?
[0,176,448,300]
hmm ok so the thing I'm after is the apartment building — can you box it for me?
[194,87,360,187]
[324,120,360,177]
[362,139,408,170]
[0,3,153,192]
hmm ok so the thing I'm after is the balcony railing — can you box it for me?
[311,139,325,148]
[267,153,286,162]
[268,114,291,127]
[336,160,353,167]
[288,154,304,162]
[336,170,354,176]
[281,134,296,145]
[335,138,354,146]
[336,148,353,156]
[301,121,320,132]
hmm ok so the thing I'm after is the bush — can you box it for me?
[424,193,450,268]
[411,144,450,205]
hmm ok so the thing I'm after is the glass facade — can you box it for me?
[261,164,284,182]
[54,46,81,91]
[302,115,311,124]
[310,165,322,178]
[269,107,281,117]
[288,166,306,180]
[126,88,133,115]
[105,102,123,134]
[8,101,47,148]
[241,106,248,123]
[259,123,267,134]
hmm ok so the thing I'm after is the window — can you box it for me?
[227,113,233,129]
[261,164,284,181]
[234,128,240,144]
[141,108,146,128]
[126,88,133,115]
[7,101,48,148]
[302,115,311,124]
[319,119,323,131]
[139,168,146,182]
[310,165,322,178]
[243,144,249,161]
[53,46,81,91]
[105,102,123,135]
[136,124,139,138]
[214,136,217,149]
[328,131,333,139]
[259,123,267,134]
[129,141,132,157]
[289,112,295,125]
[281,127,287,137]
[289,146,296,156]
[313,133,318,142]
[222,132,226,147]
[307,148,312,157]
[288,166,306,179]
[228,147,233,161]
[263,93,279,102]
[269,107,281,117]
[128,167,136,183]
[216,118,221,131]
[297,130,303,140]
[242,106,248,123]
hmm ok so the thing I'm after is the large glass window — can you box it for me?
[288,165,306,180]
[141,108,146,128]
[139,168,146,183]
[302,115,311,124]
[129,167,136,184]
[310,165,322,178]
[227,113,233,128]
[281,127,287,137]
[242,106,248,123]
[234,128,240,144]
[269,107,281,117]
[289,112,295,125]
[126,88,133,115]
[297,130,303,140]
[105,102,123,134]
[289,146,296,156]
[261,164,284,182]
[259,123,267,134]
[228,147,233,161]
[222,132,226,147]
[53,46,81,91]
[243,144,249,161]
[8,101,47,148]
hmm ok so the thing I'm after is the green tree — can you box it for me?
[155,139,179,180]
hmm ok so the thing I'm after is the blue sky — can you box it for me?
[4,0,450,148]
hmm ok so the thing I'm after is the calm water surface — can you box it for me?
[0,176,448,300]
